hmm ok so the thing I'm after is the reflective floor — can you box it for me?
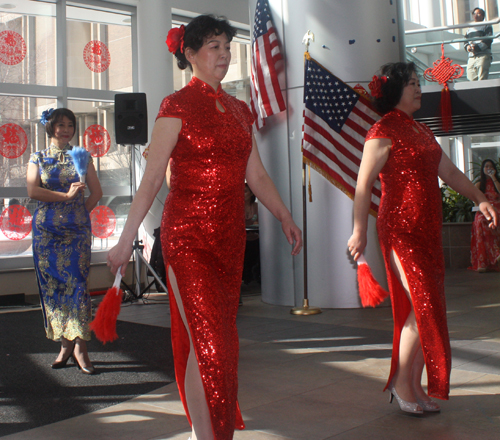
[3,270,500,440]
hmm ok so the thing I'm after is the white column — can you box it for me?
[250,0,404,307]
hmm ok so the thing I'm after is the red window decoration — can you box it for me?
[0,30,26,65]
[83,40,111,73]
[0,205,32,240]
[90,206,116,239]
[0,123,28,159]
[83,124,111,157]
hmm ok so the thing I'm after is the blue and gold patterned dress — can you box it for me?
[30,145,92,341]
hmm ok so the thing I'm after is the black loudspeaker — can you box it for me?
[114,93,148,145]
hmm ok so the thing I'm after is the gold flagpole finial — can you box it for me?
[302,30,314,53]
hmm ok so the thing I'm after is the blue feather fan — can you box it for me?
[69,146,90,183]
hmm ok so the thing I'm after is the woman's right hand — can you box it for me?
[66,182,86,200]
[347,230,367,262]
[107,240,133,276]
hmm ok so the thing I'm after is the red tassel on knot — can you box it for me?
[440,85,453,132]
[357,255,389,308]
[90,269,123,344]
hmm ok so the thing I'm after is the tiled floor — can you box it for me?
[4,270,500,440]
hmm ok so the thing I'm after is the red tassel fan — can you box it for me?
[423,43,463,132]
[356,255,389,308]
[90,269,123,344]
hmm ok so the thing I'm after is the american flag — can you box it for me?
[250,0,286,130]
[302,54,381,214]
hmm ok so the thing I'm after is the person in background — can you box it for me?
[348,62,497,415]
[470,159,500,272]
[464,7,493,81]
[106,15,302,440]
[27,108,102,374]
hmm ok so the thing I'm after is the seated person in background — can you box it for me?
[470,159,500,272]
[464,7,493,81]
[243,183,260,284]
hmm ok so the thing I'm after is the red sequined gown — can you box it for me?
[469,179,500,271]
[366,108,451,400]
[157,77,253,438]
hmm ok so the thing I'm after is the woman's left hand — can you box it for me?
[479,201,498,229]
[281,216,303,255]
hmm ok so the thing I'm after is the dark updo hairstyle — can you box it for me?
[372,62,417,115]
[45,108,77,139]
[479,159,499,194]
[174,14,236,71]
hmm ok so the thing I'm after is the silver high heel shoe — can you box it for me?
[416,397,440,412]
[388,382,423,415]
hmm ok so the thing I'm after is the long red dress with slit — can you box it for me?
[157,77,253,438]
[469,179,500,271]
[366,108,451,400]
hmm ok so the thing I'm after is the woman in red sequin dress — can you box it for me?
[470,159,500,272]
[348,63,497,414]
[107,15,302,440]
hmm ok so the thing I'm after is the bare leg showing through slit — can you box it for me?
[389,249,424,405]
[168,266,215,440]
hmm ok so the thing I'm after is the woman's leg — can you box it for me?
[411,347,430,401]
[168,266,214,440]
[389,250,422,404]
[54,337,75,362]
[74,338,93,369]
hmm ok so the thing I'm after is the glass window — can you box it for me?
[0,3,57,86]
[0,0,136,263]
[469,133,500,179]
[66,5,132,91]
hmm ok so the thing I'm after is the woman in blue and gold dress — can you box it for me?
[107,15,302,440]
[27,108,102,374]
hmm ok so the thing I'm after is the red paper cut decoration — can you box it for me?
[90,206,116,239]
[0,205,32,240]
[423,43,464,132]
[0,123,28,159]
[83,124,111,157]
[83,40,111,73]
[0,30,27,65]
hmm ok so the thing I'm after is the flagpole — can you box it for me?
[290,42,321,315]
[290,162,321,315]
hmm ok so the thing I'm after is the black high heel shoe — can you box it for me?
[51,344,75,369]
[72,355,96,375]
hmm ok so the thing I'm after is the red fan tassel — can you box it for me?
[90,269,123,344]
[440,85,453,132]
[356,255,389,308]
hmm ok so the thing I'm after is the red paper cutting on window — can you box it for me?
[90,206,116,239]
[0,206,32,240]
[83,40,111,73]
[83,124,111,157]
[0,123,28,159]
[0,30,26,65]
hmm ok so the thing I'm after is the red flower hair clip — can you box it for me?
[166,25,185,54]
[368,75,388,99]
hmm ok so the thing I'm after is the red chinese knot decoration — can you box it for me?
[90,206,116,239]
[0,30,26,65]
[0,123,28,159]
[83,124,111,157]
[83,40,111,73]
[1,205,32,240]
[423,43,463,132]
